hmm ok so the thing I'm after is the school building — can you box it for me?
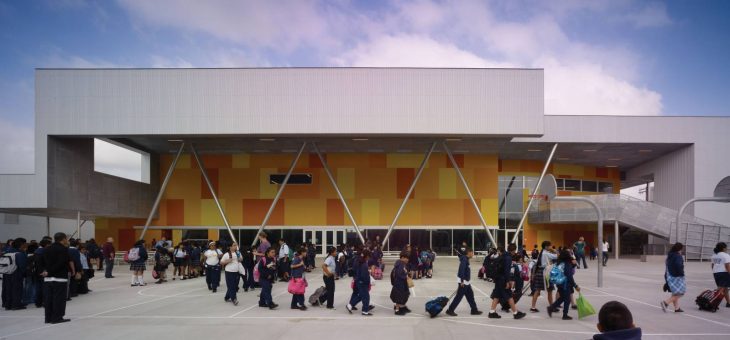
[0,68,728,259]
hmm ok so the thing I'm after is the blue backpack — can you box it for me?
[425,296,450,317]
[549,263,566,285]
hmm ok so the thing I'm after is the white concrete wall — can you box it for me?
[0,213,95,242]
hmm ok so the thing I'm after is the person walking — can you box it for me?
[710,242,730,308]
[602,241,610,267]
[391,251,411,315]
[529,241,558,313]
[278,239,291,282]
[172,243,188,280]
[289,248,308,310]
[129,240,148,287]
[41,233,72,324]
[322,246,337,309]
[445,248,482,316]
[102,237,115,279]
[573,237,588,269]
[488,244,527,319]
[258,247,279,309]
[661,243,685,313]
[242,245,255,292]
[203,242,222,292]
[347,249,373,316]
[547,250,580,320]
[154,246,171,284]
[220,242,242,305]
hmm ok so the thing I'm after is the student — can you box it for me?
[391,251,411,315]
[173,243,187,280]
[573,237,588,269]
[67,239,82,298]
[189,242,202,278]
[129,240,148,287]
[41,233,72,324]
[445,248,482,316]
[33,239,51,307]
[1,238,27,310]
[488,245,526,319]
[336,245,347,279]
[278,239,291,282]
[203,242,222,292]
[258,247,279,309]
[710,242,730,308]
[530,245,539,260]
[289,248,308,310]
[154,246,171,284]
[661,243,685,313]
[322,246,337,309]
[547,250,580,320]
[241,245,255,292]
[529,241,557,312]
[347,249,374,316]
[593,301,642,340]
[220,242,242,305]
[602,241,610,267]
[77,243,92,294]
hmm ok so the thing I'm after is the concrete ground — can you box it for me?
[2,257,730,340]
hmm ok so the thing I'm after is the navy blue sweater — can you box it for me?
[666,251,684,277]
[457,255,471,282]
[356,257,371,285]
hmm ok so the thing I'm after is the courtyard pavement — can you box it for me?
[1,257,729,339]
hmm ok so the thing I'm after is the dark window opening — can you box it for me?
[599,182,614,193]
[582,181,598,192]
[563,179,581,191]
[269,173,312,185]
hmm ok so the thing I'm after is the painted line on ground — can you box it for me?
[227,290,290,318]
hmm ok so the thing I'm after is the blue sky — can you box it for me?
[0,0,729,173]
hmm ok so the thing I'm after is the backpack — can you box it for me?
[253,258,265,283]
[126,247,140,262]
[486,255,504,280]
[0,253,18,275]
[158,254,171,267]
[520,263,530,281]
[549,263,566,285]
[308,286,327,306]
[425,296,450,317]
[26,254,38,277]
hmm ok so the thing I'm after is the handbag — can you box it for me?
[407,276,414,288]
[288,277,307,295]
[576,292,596,319]
[237,262,247,276]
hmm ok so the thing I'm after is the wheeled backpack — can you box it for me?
[696,289,725,312]
[308,286,328,306]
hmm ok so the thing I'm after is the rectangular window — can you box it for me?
[563,179,581,191]
[582,181,598,192]
[269,173,312,185]
[599,182,614,193]
[555,178,565,190]
[93,139,150,183]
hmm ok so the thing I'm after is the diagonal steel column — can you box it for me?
[312,142,366,244]
[140,142,185,241]
[251,142,307,246]
[190,143,237,245]
[382,142,437,248]
[511,143,558,245]
[443,142,498,247]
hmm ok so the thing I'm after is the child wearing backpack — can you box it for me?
[258,247,279,309]
[445,248,482,317]
[154,246,171,284]
[390,251,411,315]
[128,240,148,287]
[547,250,580,320]
[289,248,308,310]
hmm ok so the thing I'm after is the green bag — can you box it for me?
[576,292,596,319]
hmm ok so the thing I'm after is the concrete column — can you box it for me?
[614,220,620,260]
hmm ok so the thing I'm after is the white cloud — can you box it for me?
[0,118,34,174]
[622,2,672,28]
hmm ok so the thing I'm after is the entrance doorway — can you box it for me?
[303,228,347,255]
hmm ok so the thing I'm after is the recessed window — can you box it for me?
[582,181,598,192]
[93,139,150,183]
[269,173,312,185]
[555,178,565,190]
[563,179,581,191]
[599,182,614,193]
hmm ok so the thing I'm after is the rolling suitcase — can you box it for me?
[695,289,725,312]
[425,290,457,317]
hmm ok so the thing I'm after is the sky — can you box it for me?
[0,0,729,174]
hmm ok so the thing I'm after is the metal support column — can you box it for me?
[382,142,437,248]
[614,220,620,260]
[554,196,604,287]
[443,142,497,247]
[76,211,81,240]
[313,143,365,244]
[140,142,185,241]
[512,144,558,245]
[190,143,237,245]
[252,142,307,246]
[46,216,50,237]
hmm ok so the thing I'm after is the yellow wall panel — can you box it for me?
[219,168,260,200]
[232,153,250,168]
[285,199,326,225]
[251,154,306,169]
[387,153,430,168]
[328,153,370,168]
[165,169,201,199]
[361,199,380,225]
[182,198,201,226]
[421,199,463,225]
[554,163,584,177]
[355,168,396,199]
[225,198,243,225]
[466,154,498,168]
[335,168,355,199]
[201,199,225,226]
[415,169,439,199]
[438,169,457,199]
[480,198,499,225]
[259,168,278,198]
[172,229,183,245]
[474,167,498,198]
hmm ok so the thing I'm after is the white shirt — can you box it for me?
[204,249,222,266]
[279,244,290,259]
[602,242,609,252]
[539,250,557,268]
[174,248,186,258]
[324,255,337,275]
[221,252,242,272]
[711,252,730,273]
[79,253,89,270]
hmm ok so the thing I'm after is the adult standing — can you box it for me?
[573,237,588,269]
[203,242,222,292]
[390,251,411,315]
[102,237,115,279]
[129,240,149,287]
[710,242,730,308]
[220,242,242,305]
[254,232,271,260]
[661,243,685,313]
[322,246,337,309]
[41,233,72,324]
[602,241,610,267]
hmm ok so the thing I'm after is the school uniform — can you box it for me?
[34,247,46,307]
[390,260,410,305]
[1,247,26,310]
[221,251,242,302]
[203,249,222,291]
[446,255,479,314]
[348,257,372,313]
[67,246,82,297]
[258,256,277,307]
[42,242,71,323]
[490,253,513,301]
[289,256,306,308]
[665,251,685,295]
[242,249,255,290]
[548,261,578,317]
[323,254,337,308]
[592,327,643,340]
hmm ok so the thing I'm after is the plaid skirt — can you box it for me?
[532,267,546,290]
[130,263,146,271]
[666,273,686,295]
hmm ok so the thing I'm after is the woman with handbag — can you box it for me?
[391,251,412,315]
[220,242,242,305]
[289,248,308,310]
[661,243,686,313]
